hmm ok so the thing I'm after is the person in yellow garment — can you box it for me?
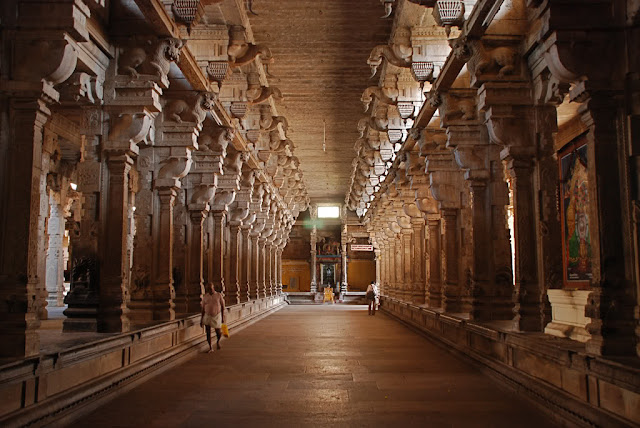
[366,282,377,315]
[200,283,226,353]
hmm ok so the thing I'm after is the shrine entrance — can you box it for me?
[320,263,336,289]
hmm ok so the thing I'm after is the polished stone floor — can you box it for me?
[76,305,557,428]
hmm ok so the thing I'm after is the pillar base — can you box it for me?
[544,289,591,343]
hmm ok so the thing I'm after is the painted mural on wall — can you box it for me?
[559,138,591,288]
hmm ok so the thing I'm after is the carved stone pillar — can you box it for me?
[186,208,207,313]
[211,211,226,298]
[480,82,545,330]
[240,226,252,302]
[258,238,267,298]
[379,240,388,296]
[310,226,318,292]
[580,95,637,356]
[340,243,348,294]
[249,232,261,299]
[227,221,242,305]
[374,248,382,288]
[501,147,540,330]
[411,218,426,304]
[99,153,134,332]
[426,215,442,307]
[387,234,397,297]
[204,214,214,286]
[63,108,103,332]
[441,209,461,312]
[46,194,66,307]
[398,220,413,302]
[0,96,51,357]
[153,188,177,320]
[276,247,284,295]
[267,241,275,297]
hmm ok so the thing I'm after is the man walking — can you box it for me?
[200,283,226,353]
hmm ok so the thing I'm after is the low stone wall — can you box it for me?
[0,296,285,428]
[381,297,640,428]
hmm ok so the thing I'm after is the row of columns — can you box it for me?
[0,10,300,357]
[364,1,639,357]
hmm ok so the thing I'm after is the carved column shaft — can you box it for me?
[374,248,382,288]
[388,238,397,297]
[411,220,426,304]
[63,109,102,333]
[503,152,541,330]
[341,244,348,294]
[204,214,214,286]
[258,239,267,298]
[250,234,260,299]
[426,217,442,307]
[581,95,637,356]
[240,227,251,302]
[187,210,207,313]
[46,195,66,307]
[0,99,50,357]
[99,154,133,333]
[276,248,283,295]
[467,180,508,319]
[265,242,273,297]
[154,188,177,320]
[227,223,242,306]
[402,229,413,302]
[310,226,318,292]
[211,211,226,296]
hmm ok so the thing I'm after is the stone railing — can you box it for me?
[380,296,640,428]
[0,296,285,427]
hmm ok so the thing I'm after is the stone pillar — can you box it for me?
[392,234,402,300]
[266,242,274,296]
[240,226,252,302]
[63,108,102,332]
[426,215,442,307]
[374,248,382,288]
[502,148,540,330]
[310,226,317,292]
[340,243,348,294]
[276,247,283,295]
[186,208,207,313]
[227,221,242,305]
[99,153,134,332]
[441,209,461,312]
[401,228,413,302]
[153,188,177,320]
[250,232,261,299]
[211,211,226,297]
[387,235,397,297]
[0,96,52,357]
[580,95,637,356]
[204,214,214,286]
[46,194,66,307]
[383,239,390,296]
[411,218,425,304]
[258,238,267,298]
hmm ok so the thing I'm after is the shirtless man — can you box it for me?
[200,283,226,353]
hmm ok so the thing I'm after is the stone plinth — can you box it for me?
[544,289,592,343]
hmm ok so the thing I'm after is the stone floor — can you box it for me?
[76,305,558,428]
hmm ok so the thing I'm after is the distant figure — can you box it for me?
[366,282,377,315]
[200,283,226,353]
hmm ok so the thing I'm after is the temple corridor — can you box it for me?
[2,0,640,426]
[76,305,554,428]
